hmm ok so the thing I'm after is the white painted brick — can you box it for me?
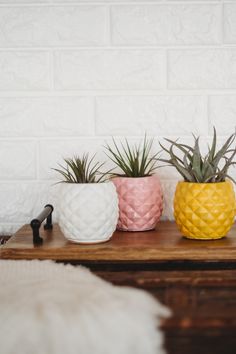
[0,0,234,230]
[0,97,94,137]
[0,51,50,90]
[0,0,220,3]
[160,179,177,221]
[0,6,107,47]
[167,0,220,1]
[0,141,36,179]
[111,5,221,46]
[224,4,236,44]
[96,95,207,136]
[209,95,236,135]
[0,182,57,223]
[0,0,47,2]
[55,0,163,2]
[0,0,46,2]
[38,138,107,180]
[0,0,162,2]
[54,50,165,90]
[168,49,236,89]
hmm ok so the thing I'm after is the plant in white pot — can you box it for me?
[54,154,119,244]
[105,136,163,232]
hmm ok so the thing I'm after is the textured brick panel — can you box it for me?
[0,97,94,137]
[0,51,50,90]
[0,6,107,47]
[168,49,236,89]
[96,95,207,136]
[0,141,36,179]
[224,4,236,44]
[0,182,57,223]
[209,95,236,135]
[54,50,165,90]
[112,5,220,45]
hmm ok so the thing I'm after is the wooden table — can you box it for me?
[1,221,236,354]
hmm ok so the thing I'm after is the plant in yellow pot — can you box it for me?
[159,129,236,240]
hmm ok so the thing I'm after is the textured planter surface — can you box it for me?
[112,175,163,231]
[174,181,236,240]
[58,182,118,243]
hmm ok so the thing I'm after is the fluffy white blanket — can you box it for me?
[0,260,170,354]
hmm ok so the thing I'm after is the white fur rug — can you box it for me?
[0,260,170,354]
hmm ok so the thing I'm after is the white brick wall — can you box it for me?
[0,0,235,234]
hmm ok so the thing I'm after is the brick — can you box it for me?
[168,49,236,89]
[54,50,165,90]
[111,4,220,45]
[96,95,207,136]
[0,182,56,223]
[160,179,177,220]
[0,97,94,137]
[209,95,236,135]
[0,141,36,179]
[0,6,107,47]
[224,4,236,44]
[0,51,50,90]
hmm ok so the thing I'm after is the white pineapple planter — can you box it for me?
[58,182,119,244]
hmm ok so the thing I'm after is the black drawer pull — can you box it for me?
[30,204,54,245]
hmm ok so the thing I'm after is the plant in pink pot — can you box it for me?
[105,137,163,232]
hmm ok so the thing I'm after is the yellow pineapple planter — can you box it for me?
[174,181,236,240]
[159,128,236,240]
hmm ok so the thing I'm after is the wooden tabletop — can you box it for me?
[1,221,236,262]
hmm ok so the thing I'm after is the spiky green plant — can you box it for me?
[104,136,158,177]
[159,128,236,183]
[53,154,108,183]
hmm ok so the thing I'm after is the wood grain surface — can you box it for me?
[94,268,236,354]
[1,221,236,261]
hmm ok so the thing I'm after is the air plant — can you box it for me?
[159,128,236,183]
[104,136,159,177]
[53,154,109,183]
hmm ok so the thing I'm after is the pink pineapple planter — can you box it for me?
[112,175,163,232]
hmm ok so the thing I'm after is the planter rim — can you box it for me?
[59,181,112,186]
[177,180,232,185]
[111,175,157,181]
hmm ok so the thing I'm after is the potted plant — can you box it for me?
[54,154,119,244]
[105,136,163,232]
[159,128,236,240]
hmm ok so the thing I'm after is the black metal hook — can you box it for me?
[30,204,54,245]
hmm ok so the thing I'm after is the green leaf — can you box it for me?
[53,154,109,183]
[208,126,217,161]
[158,129,236,183]
[105,136,158,177]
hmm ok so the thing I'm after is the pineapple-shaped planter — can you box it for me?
[174,181,236,240]
[54,154,118,244]
[58,182,118,243]
[112,176,163,231]
[105,136,163,232]
[159,128,236,240]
